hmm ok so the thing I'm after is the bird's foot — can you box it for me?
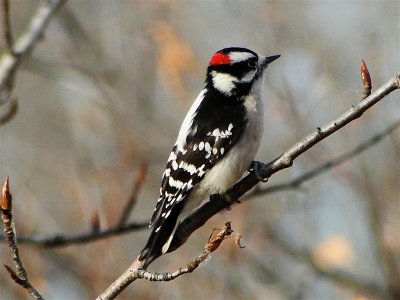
[249,161,268,182]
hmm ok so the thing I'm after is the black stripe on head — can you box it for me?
[206,47,260,95]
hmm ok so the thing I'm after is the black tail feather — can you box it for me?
[139,202,184,268]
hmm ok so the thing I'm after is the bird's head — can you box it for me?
[206,47,280,96]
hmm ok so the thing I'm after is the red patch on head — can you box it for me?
[209,52,232,66]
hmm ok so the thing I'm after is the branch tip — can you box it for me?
[361,59,372,99]
[1,176,12,212]
[395,74,400,88]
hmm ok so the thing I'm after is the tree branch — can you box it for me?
[0,220,148,248]
[97,222,236,300]
[98,74,399,298]
[0,0,68,123]
[1,0,13,54]
[169,74,400,254]
[0,119,397,248]
[0,163,150,247]
[248,119,400,197]
[1,177,44,299]
[118,162,148,227]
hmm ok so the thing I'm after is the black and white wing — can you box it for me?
[139,89,247,262]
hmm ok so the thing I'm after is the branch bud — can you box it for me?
[1,177,12,213]
[361,59,372,99]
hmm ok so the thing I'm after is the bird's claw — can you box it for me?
[249,161,268,182]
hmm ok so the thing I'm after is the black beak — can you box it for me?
[265,54,280,64]
[260,54,280,70]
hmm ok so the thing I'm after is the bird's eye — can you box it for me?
[247,60,258,69]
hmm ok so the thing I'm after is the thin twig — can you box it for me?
[1,177,44,299]
[97,222,235,299]
[1,0,13,54]
[118,162,148,227]
[0,0,16,123]
[0,120,397,248]
[248,119,400,197]
[0,0,68,108]
[0,220,148,248]
[138,222,233,281]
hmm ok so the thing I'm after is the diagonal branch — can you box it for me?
[96,222,235,300]
[0,119,397,248]
[1,177,44,299]
[0,0,67,99]
[98,74,399,299]
[248,119,400,197]
[118,162,148,227]
[169,74,400,254]
[0,0,68,124]
[1,0,13,54]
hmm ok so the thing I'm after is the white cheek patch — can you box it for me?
[229,51,255,63]
[211,71,237,95]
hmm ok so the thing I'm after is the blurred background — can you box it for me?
[0,1,399,299]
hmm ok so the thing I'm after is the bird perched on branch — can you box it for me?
[139,47,280,267]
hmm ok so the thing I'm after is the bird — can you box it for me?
[139,47,280,267]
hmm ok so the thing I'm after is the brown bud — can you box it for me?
[1,177,12,213]
[361,59,372,99]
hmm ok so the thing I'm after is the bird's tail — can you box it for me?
[139,202,184,268]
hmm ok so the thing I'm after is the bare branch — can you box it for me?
[1,177,44,299]
[98,74,399,298]
[0,0,67,111]
[0,163,149,247]
[0,220,148,248]
[169,74,400,255]
[118,162,148,227]
[1,0,13,54]
[97,222,235,300]
[248,119,400,197]
[1,120,397,248]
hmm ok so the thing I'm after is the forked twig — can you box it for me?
[0,0,68,124]
[97,222,237,299]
